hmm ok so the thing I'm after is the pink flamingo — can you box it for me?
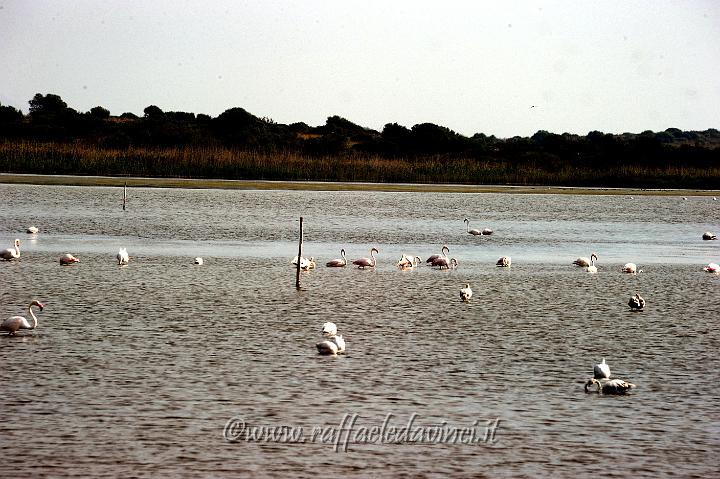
[703,262,719,273]
[353,248,379,269]
[325,249,347,267]
[60,253,80,265]
[426,245,449,264]
[1,300,44,335]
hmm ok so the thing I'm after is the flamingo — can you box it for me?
[426,245,449,264]
[432,257,458,269]
[585,253,599,273]
[496,256,511,267]
[1,300,44,335]
[291,256,315,270]
[117,247,129,265]
[59,253,80,265]
[460,283,473,301]
[702,262,719,273]
[26,226,39,234]
[353,247,378,269]
[593,358,611,379]
[326,249,347,267]
[622,263,637,274]
[628,293,645,311]
[584,378,636,395]
[482,227,494,235]
[573,253,598,267]
[316,322,346,355]
[464,218,482,236]
[397,254,421,270]
[0,239,21,260]
[194,257,204,265]
[702,231,717,240]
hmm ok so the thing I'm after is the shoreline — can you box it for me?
[1,173,718,196]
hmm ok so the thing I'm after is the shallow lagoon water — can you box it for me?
[1,183,719,477]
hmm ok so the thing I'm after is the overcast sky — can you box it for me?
[1,0,718,138]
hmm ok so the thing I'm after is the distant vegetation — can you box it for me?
[1,93,719,188]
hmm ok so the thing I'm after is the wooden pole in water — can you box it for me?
[296,217,303,289]
[122,182,127,211]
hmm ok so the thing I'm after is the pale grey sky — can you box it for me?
[1,0,718,138]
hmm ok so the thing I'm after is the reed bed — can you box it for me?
[1,140,719,189]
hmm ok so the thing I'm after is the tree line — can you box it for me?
[1,93,719,187]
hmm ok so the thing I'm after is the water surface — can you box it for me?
[1,184,718,477]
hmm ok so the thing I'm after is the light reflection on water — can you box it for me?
[0,183,719,478]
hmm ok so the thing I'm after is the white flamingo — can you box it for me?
[316,322,346,355]
[194,257,204,265]
[1,300,44,336]
[573,252,598,267]
[426,245,449,264]
[117,247,129,265]
[584,378,636,395]
[628,293,645,311]
[464,218,482,236]
[291,256,316,270]
[59,253,80,265]
[702,262,719,273]
[585,253,599,273]
[702,231,717,240]
[593,358,611,379]
[26,226,39,234]
[0,239,21,261]
[482,227,494,235]
[622,262,637,274]
[353,247,378,269]
[460,283,473,301]
[496,256,511,267]
[325,249,347,267]
[397,254,421,270]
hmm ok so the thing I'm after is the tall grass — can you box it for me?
[1,140,719,188]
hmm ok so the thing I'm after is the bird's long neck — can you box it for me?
[465,220,470,232]
[27,304,39,329]
[341,250,346,263]
[370,249,376,265]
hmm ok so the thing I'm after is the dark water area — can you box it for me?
[1,183,718,477]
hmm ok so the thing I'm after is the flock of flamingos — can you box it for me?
[2,218,718,395]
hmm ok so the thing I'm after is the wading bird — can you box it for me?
[59,253,80,265]
[397,254,421,270]
[0,239,21,261]
[464,218,482,236]
[584,378,636,395]
[593,358,611,379]
[194,257,203,265]
[622,262,637,274]
[460,283,473,301]
[426,245,449,264]
[353,247,378,269]
[586,253,599,273]
[432,257,458,269]
[26,226,39,234]
[117,247,129,265]
[316,322,346,355]
[1,300,44,336]
[628,293,645,311]
[291,256,315,270]
[496,256,511,267]
[573,252,598,268]
[703,262,719,273]
[325,249,347,267]
[702,231,717,240]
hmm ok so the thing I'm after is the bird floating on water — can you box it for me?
[291,256,315,270]
[622,262,639,274]
[0,239,21,261]
[628,293,645,311]
[573,253,598,268]
[702,231,717,241]
[316,322,346,355]
[586,254,599,273]
[1,300,44,336]
[464,218,482,236]
[59,253,80,265]
[26,226,39,234]
[703,262,719,274]
[194,257,203,265]
[460,283,473,301]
